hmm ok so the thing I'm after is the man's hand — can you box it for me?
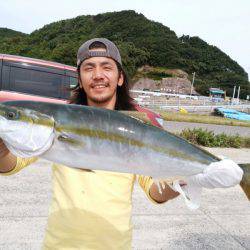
[187,159,243,189]
[0,139,17,173]
[149,180,186,203]
[0,139,10,158]
[170,159,243,210]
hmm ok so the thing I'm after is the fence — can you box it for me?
[130,90,250,114]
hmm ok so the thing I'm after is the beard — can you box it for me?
[87,89,117,105]
[89,95,113,104]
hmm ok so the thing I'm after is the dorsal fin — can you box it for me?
[120,111,152,125]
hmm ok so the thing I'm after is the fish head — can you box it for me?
[0,104,55,157]
[0,103,54,131]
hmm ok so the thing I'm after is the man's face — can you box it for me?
[79,50,124,108]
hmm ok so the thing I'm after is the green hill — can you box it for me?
[0,28,27,55]
[0,28,27,39]
[0,10,249,98]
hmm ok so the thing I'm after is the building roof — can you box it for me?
[209,88,225,94]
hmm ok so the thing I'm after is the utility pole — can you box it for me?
[237,85,241,103]
[232,85,236,105]
[190,72,195,96]
[232,85,236,99]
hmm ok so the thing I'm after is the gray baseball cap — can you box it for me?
[77,38,122,67]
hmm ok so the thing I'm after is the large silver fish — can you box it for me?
[0,101,249,201]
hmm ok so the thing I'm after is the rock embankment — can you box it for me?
[131,66,198,95]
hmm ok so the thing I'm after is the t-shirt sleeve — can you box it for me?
[0,157,38,176]
[137,175,159,204]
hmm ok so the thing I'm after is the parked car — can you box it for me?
[0,54,78,103]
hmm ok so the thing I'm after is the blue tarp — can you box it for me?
[215,108,250,121]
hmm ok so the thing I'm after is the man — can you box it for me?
[0,38,180,249]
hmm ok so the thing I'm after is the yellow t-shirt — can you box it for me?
[3,157,155,250]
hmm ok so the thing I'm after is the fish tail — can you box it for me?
[239,164,250,200]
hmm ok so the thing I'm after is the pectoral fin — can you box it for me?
[57,134,83,147]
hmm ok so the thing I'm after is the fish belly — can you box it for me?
[41,132,206,178]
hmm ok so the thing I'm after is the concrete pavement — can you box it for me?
[0,147,249,249]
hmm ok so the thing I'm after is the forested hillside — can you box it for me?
[0,10,249,97]
[0,28,26,40]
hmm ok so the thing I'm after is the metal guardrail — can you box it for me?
[131,90,250,113]
[139,103,250,113]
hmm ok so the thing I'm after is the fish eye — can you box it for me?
[6,111,17,120]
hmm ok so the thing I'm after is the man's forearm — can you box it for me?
[149,181,180,203]
[0,140,17,173]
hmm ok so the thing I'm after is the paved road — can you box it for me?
[163,121,250,136]
[0,147,249,249]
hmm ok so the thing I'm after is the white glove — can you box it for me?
[187,158,243,189]
[172,159,243,210]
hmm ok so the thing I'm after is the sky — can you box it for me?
[1,0,249,79]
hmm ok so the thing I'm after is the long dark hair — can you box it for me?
[69,62,135,111]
